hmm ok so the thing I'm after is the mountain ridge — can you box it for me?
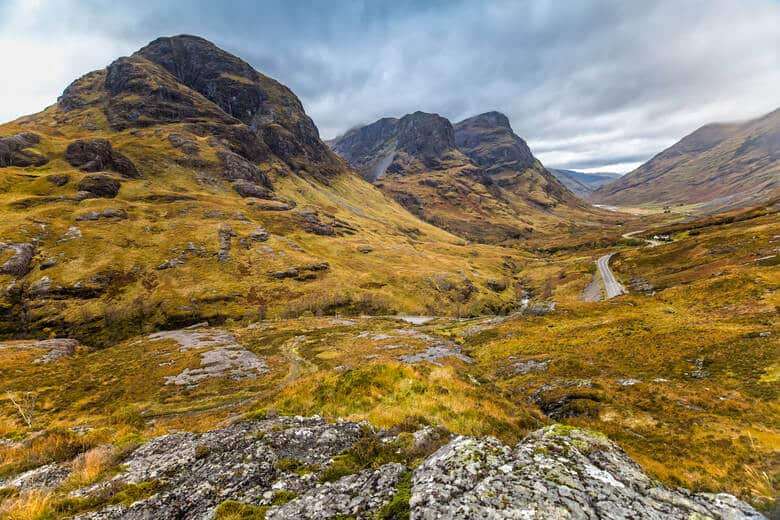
[331,110,610,244]
[594,107,780,210]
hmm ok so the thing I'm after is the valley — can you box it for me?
[0,31,777,520]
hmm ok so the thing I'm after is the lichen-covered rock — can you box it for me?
[266,463,406,520]
[218,149,272,187]
[217,223,234,262]
[410,425,765,519]
[167,132,200,155]
[0,242,35,277]
[65,139,139,177]
[7,416,761,520]
[72,417,367,520]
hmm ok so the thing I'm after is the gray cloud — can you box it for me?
[1,0,778,172]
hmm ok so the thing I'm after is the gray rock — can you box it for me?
[218,149,271,188]
[146,327,269,386]
[167,132,200,155]
[46,174,70,186]
[217,224,234,263]
[65,139,139,177]
[249,226,270,242]
[266,463,406,519]
[0,461,71,491]
[507,359,550,376]
[72,417,366,520]
[0,242,35,277]
[233,179,273,199]
[411,426,765,519]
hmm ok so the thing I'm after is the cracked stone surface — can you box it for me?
[146,327,268,386]
[266,463,406,519]
[410,425,765,519]
[4,416,762,520]
[358,328,473,366]
[0,338,79,363]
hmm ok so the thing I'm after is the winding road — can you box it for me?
[591,230,665,301]
[596,252,626,299]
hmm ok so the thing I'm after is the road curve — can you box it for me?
[596,252,626,299]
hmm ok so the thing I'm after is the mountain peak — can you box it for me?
[457,111,512,130]
[56,34,340,180]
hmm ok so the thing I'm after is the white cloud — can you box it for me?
[0,0,778,172]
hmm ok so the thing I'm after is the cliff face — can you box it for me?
[331,110,599,244]
[58,34,343,181]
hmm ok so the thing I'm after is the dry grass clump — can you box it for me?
[0,489,52,520]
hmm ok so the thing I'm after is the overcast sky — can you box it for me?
[1,0,779,173]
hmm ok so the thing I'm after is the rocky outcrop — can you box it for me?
[0,132,48,167]
[331,112,469,181]
[0,242,35,277]
[0,338,79,363]
[453,111,537,174]
[2,417,757,519]
[76,175,121,199]
[232,179,273,199]
[217,149,272,188]
[411,425,765,519]
[70,417,368,519]
[75,208,128,221]
[217,224,234,262]
[65,139,139,177]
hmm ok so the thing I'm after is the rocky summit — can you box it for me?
[331,110,607,244]
[0,416,763,519]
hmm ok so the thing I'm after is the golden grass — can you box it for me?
[0,489,52,520]
[67,446,111,489]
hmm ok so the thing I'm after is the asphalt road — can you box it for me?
[596,252,626,299]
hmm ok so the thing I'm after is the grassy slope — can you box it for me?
[1,110,590,345]
[595,109,780,210]
[0,210,777,515]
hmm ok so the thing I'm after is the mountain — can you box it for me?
[549,169,622,199]
[593,107,780,210]
[0,36,544,343]
[331,111,610,244]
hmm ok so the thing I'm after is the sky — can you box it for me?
[1,0,779,173]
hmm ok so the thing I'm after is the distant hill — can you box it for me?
[331,111,609,244]
[549,169,622,198]
[593,107,780,211]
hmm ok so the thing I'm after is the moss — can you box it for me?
[214,500,269,519]
[376,471,412,520]
[270,489,297,506]
[274,457,304,473]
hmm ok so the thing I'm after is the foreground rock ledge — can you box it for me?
[411,426,764,519]
[7,417,761,519]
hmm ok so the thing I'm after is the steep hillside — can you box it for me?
[332,111,616,245]
[0,36,560,344]
[594,108,780,210]
[549,168,622,199]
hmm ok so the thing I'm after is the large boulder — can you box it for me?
[0,133,48,167]
[411,425,765,519]
[232,179,272,199]
[65,139,139,177]
[76,174,121,199]
[218,150,272,188]
[0,242,35,277]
